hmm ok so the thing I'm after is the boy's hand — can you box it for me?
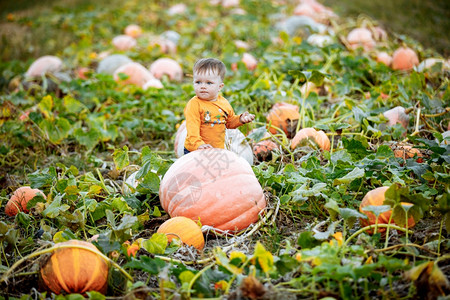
[240,111,255,124]
[198,144,213,150]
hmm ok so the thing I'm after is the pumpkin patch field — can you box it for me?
[1,0,450,299]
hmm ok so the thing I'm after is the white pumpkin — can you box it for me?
[173,123,253,165]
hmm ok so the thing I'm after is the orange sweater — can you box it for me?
[184,95,242,151]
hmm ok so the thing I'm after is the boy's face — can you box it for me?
[193,70,224,101]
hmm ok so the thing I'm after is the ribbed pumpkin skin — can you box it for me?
[359,186,415,232]
[157,216,205,250]
[266,103,300,138]
[5,186,46,216]
[40,240,108,295]
[290,128,330,151]
[159,149,266,232]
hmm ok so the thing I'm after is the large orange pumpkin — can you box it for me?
[157,216,205,250]
[266,102,300,138]
[159,148,266,232]
[40,240,109,294]
[290,127,330,151]
[359,186,415,233]
[5,186,46,216]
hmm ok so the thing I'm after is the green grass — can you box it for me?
[323,0,450,56]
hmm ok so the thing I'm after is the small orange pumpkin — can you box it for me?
[253,140,278,161]
[266,102,300,138]
[40,240,109,294]
[290,127,330,151]
[149,58,183,81]
[159,148,266,232]
[157,216,205,250]
[113,62,154,88]
[5,186,46,216]
[359,186,415,233]
[391,47,419,71]
[393,145,424,163]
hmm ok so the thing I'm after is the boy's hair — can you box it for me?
[193,58,226,81]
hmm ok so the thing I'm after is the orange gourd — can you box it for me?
[231,53,258,71]
[112,35,137,51]
[124,24,142,38]
[347,28,376,51]
[376,51,392,66]
[266,102,300,138]
[290,127,330,151]
[5,186,46,216]
[40,240,109,294]
[393,145,424,163]
[253,140,278,161]
[392,47,419,71]
[159,148,266,232]
[113,62,154,88]
[157,216,205,250]
[359,186,415,233]
[149,58,183,81]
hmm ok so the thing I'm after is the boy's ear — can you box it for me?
[219,82,224,90]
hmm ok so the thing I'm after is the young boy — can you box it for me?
[184,58,254,153]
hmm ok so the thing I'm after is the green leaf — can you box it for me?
[361,205,391,217]
[309,70,327,86]
[179,270,195,284]
[324,199,339,220]
[74,128,101,150]
[342,137,370,160]
[111,197,132,213]
[63,95,87,114]
[117,72,130,81]
[297,231,321,249]
[339,208,367,228]
[291,182,327,202]
[26,194,46,210]
[15,212,31,227]
[252,242,274,273]
[334,167,364,185]
[38,95,53,119]
[125,256,166,275]
[39,117,72,144]
[376,145,394,158]
[86,291,106,300]
[247,126,267,143]
[288,70,307,84]
[137,172,160,194]
[113,146,129,170]
[43,194,70,218]
[141,233,167,255]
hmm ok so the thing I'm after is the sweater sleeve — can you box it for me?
[184,99,205,151]
[225,106,243,129]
